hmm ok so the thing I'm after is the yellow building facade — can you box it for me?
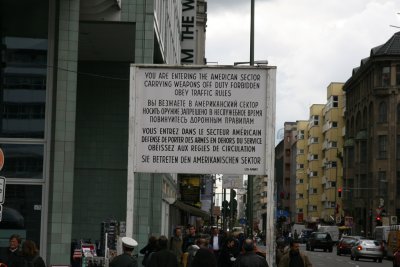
[295,83,345,224]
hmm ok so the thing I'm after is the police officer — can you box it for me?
[110,237,138,267]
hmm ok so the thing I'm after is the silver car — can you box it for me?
[350,239,384,262]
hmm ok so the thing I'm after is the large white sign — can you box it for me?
[130,65,276,175]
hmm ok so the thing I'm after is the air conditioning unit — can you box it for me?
[391,216,398,225]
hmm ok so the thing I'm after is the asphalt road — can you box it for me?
[302,244,393,267]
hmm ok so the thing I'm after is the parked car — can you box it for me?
[299,229,314,244]
[337,236,359,255]
[306,232,334,252]
[350,239,384,262]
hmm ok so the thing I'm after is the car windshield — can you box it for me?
[316,233,329,239]
[343,239,356,244]
[362,240,381,246]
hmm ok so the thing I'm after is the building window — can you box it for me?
[309,171,318,177]
[398,104,400,124]
[0,184,43,246]
[397,135,400,160]
[397,171,400,197]
[378,171,387,197]
[297,149,304,155]
[396,64,400,86]
[309,205,317,211]
[360,141,367,163]
[310,188,317,194]
[329,141,337,148]
[378,101,387,123]
[298,130,305,140]
[0,144,44,179]
[297,163,304,169]
[310,137,319,144]
[333,96,339,107]
[378,135,387,158]
[381,66,390,86]
[310,115,319,126]
[331,121,338,128]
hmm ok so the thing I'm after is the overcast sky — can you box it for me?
[206,0,400,141]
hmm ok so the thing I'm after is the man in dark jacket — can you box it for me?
[1,234,25,267]
[233,239,268,267]
[110,237,138,267]
[219,237,239,267]
[182,225,197,253]
[148,236,178,267]
[278,240,312,267]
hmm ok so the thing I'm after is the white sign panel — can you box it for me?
[130,65,276,175]
[222,175,244,189]
[0,177,5,204]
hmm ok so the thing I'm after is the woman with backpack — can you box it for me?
[21,240,46,267]
[139,236,158,267]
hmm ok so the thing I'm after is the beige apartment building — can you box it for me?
[295,120,309,223]
[294,83,345,224]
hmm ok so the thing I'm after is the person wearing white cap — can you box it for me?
[110,237,138,267]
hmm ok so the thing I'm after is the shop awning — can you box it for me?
[173,200,210,219]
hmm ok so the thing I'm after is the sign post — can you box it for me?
[0,176,5,204]
[0,176,5,223]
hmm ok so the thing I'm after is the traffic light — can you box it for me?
[376,216,382,226]
[338,188,342,198]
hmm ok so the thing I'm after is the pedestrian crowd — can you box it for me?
[133,225,269,267]
[0,234,46,267]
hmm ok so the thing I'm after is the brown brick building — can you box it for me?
[343,31,400,235]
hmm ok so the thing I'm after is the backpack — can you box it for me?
[25,255,39,267]
[141,251,154,266]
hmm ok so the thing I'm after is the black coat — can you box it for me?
[110,253,138,267]
[219,246,239,267]
[3,250,25,267]
[191,248,217,267]
[147,249,178,267]
[233,252,268,267]
[24,255,46,267]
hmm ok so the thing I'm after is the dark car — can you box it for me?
[337,236,359,255]
[306,232,334,252]
[299,229,314,244]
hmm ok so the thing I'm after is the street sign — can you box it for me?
[0,176,5,204]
